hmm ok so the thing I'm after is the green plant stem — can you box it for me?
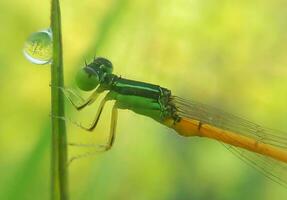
[50,0,69,199]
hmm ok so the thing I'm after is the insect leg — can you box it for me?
[63,86,104,110]
[67,148,106,166]
[104,103,118,150]
[77,94,110,131]
[67,104,119,165]
[50,91,110,130]
[50,84,104,110]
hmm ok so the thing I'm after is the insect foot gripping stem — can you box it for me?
[50,114,89,131]
[49,84,86,105]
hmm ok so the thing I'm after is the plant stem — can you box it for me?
[50,0,69,199]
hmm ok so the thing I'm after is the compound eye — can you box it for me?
[93,57,113,74]
[75,67,99,91]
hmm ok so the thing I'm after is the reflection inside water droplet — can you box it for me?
[23,28,53,65]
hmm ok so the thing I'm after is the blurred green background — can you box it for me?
[1,0,287,199]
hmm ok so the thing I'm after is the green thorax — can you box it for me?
[107,76,173,122]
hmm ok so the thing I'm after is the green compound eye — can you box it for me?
[75,67,100,91]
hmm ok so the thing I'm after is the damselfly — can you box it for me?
[59,57,287,187]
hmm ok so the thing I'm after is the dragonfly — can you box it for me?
[58,57,287,187]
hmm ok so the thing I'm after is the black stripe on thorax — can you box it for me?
[112,77,162,100]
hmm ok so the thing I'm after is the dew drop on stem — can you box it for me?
[23,28,53,65]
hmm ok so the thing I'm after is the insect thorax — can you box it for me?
[108,76,175,122]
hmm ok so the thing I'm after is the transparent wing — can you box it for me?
[171,96,287,187]
[171,96,287,149]
[222,143,287,187]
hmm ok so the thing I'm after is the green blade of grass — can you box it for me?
[50,0,69,199]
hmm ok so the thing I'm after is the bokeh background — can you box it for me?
[1,0,287,199]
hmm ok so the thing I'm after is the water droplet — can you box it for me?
[23,29,53,65]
